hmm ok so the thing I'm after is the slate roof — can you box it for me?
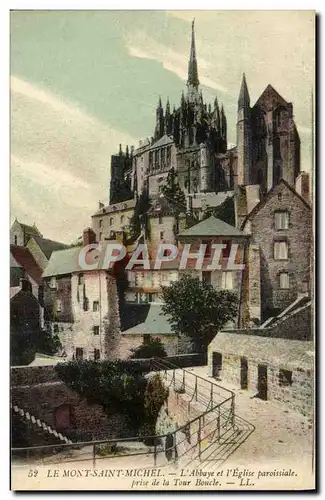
[191,191,234,210]
[32,236,69,259]
[42,242,118,278]
[92,198,136,217]
[150,134,174,150]
[178,215,246,238]
[210,332,314,370]
[10,245,43,284]
[18,222,42,238]
[121,304,174,336]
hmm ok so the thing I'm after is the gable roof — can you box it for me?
[254,84,289,110]
[150,134,174,150]
[42,242,120,278]
[13,220,42,238]
[10,245,43,284]
[31,236,69,259]
[178,215,246,238]
[241,179,311,228]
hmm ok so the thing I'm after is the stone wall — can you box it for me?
[221,302,311,341]
[11,366,131,443]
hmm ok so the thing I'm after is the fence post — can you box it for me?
[173,431,178,465]
[217,405,221,441]
[93,444,96,468]
[195,377,198,401]
[154,440,157,467]
[198,416,202,461]
[231,394,235,426]
[210,383,213,409]
[182,370,185,391]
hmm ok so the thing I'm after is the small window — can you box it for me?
[99,219,103,228]
[109,217,114,226]
[275,211,289,230]
[279,272,290,289]
[56,299,63,312]
[160,231,164,240]
[143,334,151,345]
[221,272,233,290]
[158,215,163,225]
[76,348,83,360]
[94,349,100,361]
[93,301,99,312]
[99,232,102,241]
[222,240,232,258]
[78,274,84,285]
[50,277,57,289]
[202,271,211,285]
[202,240,212,257]
[279,369,292,387]
[274,241,288,260]
[93,326,100,336]
[14,235,17,245]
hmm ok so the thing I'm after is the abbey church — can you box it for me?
[106,20,303,221]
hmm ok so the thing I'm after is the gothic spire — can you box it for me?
[187,19,199,89]
[238,73,250,109]
[221,104,227,142]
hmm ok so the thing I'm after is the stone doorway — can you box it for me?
[240,357,248,390]
[212,352,222,379]
[257,364,268,400]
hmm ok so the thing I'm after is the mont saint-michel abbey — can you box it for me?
[107,21,302,216]
[34,21,311,369]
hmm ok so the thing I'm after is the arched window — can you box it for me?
[120,215,125,224]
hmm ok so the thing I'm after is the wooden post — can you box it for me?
[198,417,202,461]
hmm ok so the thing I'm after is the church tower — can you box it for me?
[237,73,252,185]
[187,20,200,104]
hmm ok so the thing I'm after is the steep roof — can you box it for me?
[150,134,174,150]
[210,331,314,370]
[10,245,43,284]
[121,304,174,335]
[238,73,250,108]
[42,242,119,278]
[241,179,311,228]
[254,84,289,109]
[14,220,42,238]
[31,236,69,259]
[178,215,246,238]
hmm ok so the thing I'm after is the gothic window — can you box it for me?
[109,217,114,226]
[93,301,99,312]
[99,232,102,241]
[99,219,103,228]
[160,231,164,240]
[93,326,100,335]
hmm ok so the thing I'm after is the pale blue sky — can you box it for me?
[10,10,315,242]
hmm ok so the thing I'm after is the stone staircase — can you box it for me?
[11,404,73,445]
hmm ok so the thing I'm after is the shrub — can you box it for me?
[130,338,167,359]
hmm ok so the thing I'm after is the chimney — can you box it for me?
[295,172,310,203]
[83,227,97,247]
[20,278,31,293]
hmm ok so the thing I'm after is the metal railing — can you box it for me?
[11,357,236,468]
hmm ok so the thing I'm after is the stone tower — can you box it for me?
[237,73,252,185]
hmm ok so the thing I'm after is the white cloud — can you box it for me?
[11,76,136,242]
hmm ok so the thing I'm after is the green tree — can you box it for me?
[202,197,236,226]
[160,168,186,209]
[130,338,167,359]
[161,273,238,353]
[128,189,151,240]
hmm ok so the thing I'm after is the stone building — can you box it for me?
[240,179,312,325]
[91,198,136,243]
[10,219,42,247]
[208,300,313,417]
[42,228,121,361]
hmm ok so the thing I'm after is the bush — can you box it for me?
[130,338,167,359]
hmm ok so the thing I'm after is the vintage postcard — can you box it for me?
[10,9,315,491]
